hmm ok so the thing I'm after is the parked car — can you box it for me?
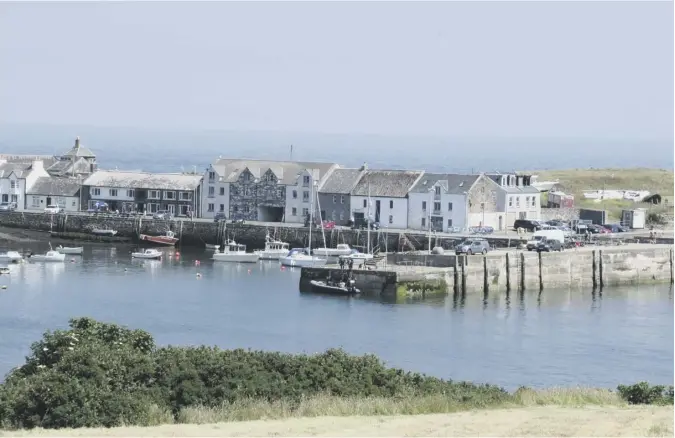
[44,205,61,214]
[513,219,542,232]
[153,210,173,220]
[317,220,336,230]
[545,219,568,227]
[0,202,17,212]
[214,212,227,223]
[353,217,380,230]
[535,237,563,252]
[586,224,611,234]
[455,239,490,255]
[602,223,628,233]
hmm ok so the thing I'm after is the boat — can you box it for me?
[28,250,66,262]
[56,245,83,255]
[0,266,11,274]
[139,230,179,246]
[91,229,118,236]
[0,251,23,263]
[339,250,373,266]
[131,249,163,259]
[254,237,290,260]
[205,243,220,250]
[310,278,360,295]
[312,243,353,257]
[280,248,327,267]
[212,241,260,263]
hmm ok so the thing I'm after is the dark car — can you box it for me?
[513,219,542,232]
[536,237,563,252]
[214,212,227,222]
[601,223,628,233]
[0,202,17,212]
[586,224,611,234]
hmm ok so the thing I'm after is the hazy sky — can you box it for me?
[0,1,672,141]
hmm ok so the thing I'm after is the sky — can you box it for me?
[0,1,672,144]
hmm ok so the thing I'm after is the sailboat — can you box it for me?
[340,177,374,266]
[280,178,327,268]
[311,195,352,257]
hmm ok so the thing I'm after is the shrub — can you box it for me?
[617,382,674,405]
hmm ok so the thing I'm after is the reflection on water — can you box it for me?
[0,242,672,390]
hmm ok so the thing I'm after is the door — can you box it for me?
[46,196,52,206]
[137,203,144,213]
[168,204,176,215]
[1,194,7,203]
[375,200,381,223]
[498,215,503,231]
[180,205,189,216]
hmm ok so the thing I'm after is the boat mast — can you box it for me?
[308,178,314,253]
[367,179,371,255]
[315,181,328,249]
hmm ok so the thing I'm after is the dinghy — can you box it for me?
[0,251,23,263]
[131,249,163,260]
[56,246,83,255]
[28,250,66,262]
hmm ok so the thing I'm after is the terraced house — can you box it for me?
[0,160,50,211]
[200,158,338,222]
[82,170,202,216]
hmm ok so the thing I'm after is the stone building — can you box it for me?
[317,168,366,225]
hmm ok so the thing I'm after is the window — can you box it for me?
[292,207,297,216]
[421,218,426,227]
[219,187,225,196]
[181,192,192,200]
[508,196,513,207]
[434,186,441,195]
[363,199,367,208]
[516,197,520,207]
[165,191,176,200]
[10,180,16,189]
[292,190,297,199]
[31,196,40,207]
[532,197,536,207]
[422,201,427,210]
[388,215,393,224]
[302,191,309,202]
[148,190,160,199]
[525,196,530,206]
[339,211,344,221]
[57,198,66,208]
[149,203,159,213]
[276,187,283,198]
[447,219,453,227]
[331,211,337,220]
[126,189,135,198]
[208,186,215,197]
[332,195,337,204]
[72,200,76,207]
[389,200,393,209]
[233,206,238,212]
[231,186,238,196]
[219,204,224,212]
[481,202,485,210]
[244,186,251,196]
[243,205,249,213]
[10,195,17,203]
[340,195,345,204]
[448,202,453,211]
[92,188,101,196]
[109,189,118,197]
[208,171,216,182]
[207,203,214,212]
[303,175,310,186]
[434,202,441,212]
[302,208,309,217]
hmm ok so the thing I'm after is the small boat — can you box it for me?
[56,245,83,255]
[0,251,23,263]
[205,243,220,250]
[92,229,118,236]
[131,249,163,259]
[312,243,353,257]
[0,266,11,274]
[280,249,327,268]
[254,238,290,260]
[213,241,259,263]
[310,278,360,295]
[339,250,373,266]
[28,250,66,262]
[139,231,179,246]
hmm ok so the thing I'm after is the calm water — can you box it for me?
[0,241,672,389]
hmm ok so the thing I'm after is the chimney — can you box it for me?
[75,136,80,149]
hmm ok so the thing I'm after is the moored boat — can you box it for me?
[309,278,360,295]
[280,249,327,267]
[205,243,220,250]
[339,250,373,266]
[312,243,352,257]
[131,249,163,259]
[28,250,66,262]
[254,238,290,260]
[56,246,83,255]
[213,241,259,263]
[91,229,118,236]
[139,231,179,246]
[0,251,23,263]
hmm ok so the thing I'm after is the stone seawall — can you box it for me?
[300,246,674,299]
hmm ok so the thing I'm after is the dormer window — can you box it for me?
[434,186,441,195]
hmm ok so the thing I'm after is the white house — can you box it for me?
[407,173,481,232]
[25,177,82,212]
[350,169,424,229]
[485,173,541,228]
[0,160,50,211]
[200,158,338,222]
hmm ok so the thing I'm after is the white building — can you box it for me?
[485,173,541,228]
[25,177,82,212]
[0,160,50,211]
[407,174,481,232]
[350,169,424,229]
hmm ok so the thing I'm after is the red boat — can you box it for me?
[139,231,179,246]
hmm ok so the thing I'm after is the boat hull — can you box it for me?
[139,234,179,246]
[132,253,162,259]
[212,253,260,263]
[309,280,360,295]
[205,244,220,250]
[312,248,352,257]
[254,250,289,260]
[56,247,83,255]
[30,255,66,262]
[92,229,117,236]
[0,252,23,263]
[279,256,327,267]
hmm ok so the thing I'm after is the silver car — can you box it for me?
[455,239,490,255]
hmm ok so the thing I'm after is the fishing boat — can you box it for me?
[205,243,220,250]
[339,250,373,266]
[280,248,327,267]
[0,251,23,263]
[313,243,353,257]
[212,241,259,263]
[310,278,360,295]
[91,229,118,236]
[28,250,66,262]
[56,245,83,255]
[254,237,290,260]
[131,249,163,260]
[139,230,179,246]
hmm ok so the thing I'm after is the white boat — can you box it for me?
[280,248,327,267]
[213,241,259,263]
[205,243,220,250]
[312,243,353,257]
[131,249,163,260]
[92,229,118,236]
[339,252,373,266]
[254,239,290,260]
[0,251,23,263]
[56,245,83,255]
[29,250,66,262]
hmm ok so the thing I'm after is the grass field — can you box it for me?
[2,389,673,437]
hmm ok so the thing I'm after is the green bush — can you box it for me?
[617,382,674,405]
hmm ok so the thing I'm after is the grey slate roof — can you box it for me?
[63,137,96,158]
[485,173,541,194]
[211,158,337,186]
[83,170,202,191]
[350,170,424,198]
[411,173,480,194]
[0,162,32,178]
[27,177,81,197]
[319,168,364,194]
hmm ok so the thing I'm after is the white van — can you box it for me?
[526,229,566,251]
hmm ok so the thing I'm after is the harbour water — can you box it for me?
[0,241,672,390]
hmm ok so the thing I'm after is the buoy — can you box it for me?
[195,260,201,266]
[248,269,251,274]
[196,273,202,278]
[175,251,181,257]
[70,258,75,263]
[1,285,6,289]
[124,268,128,272]
[280,266,285,271]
